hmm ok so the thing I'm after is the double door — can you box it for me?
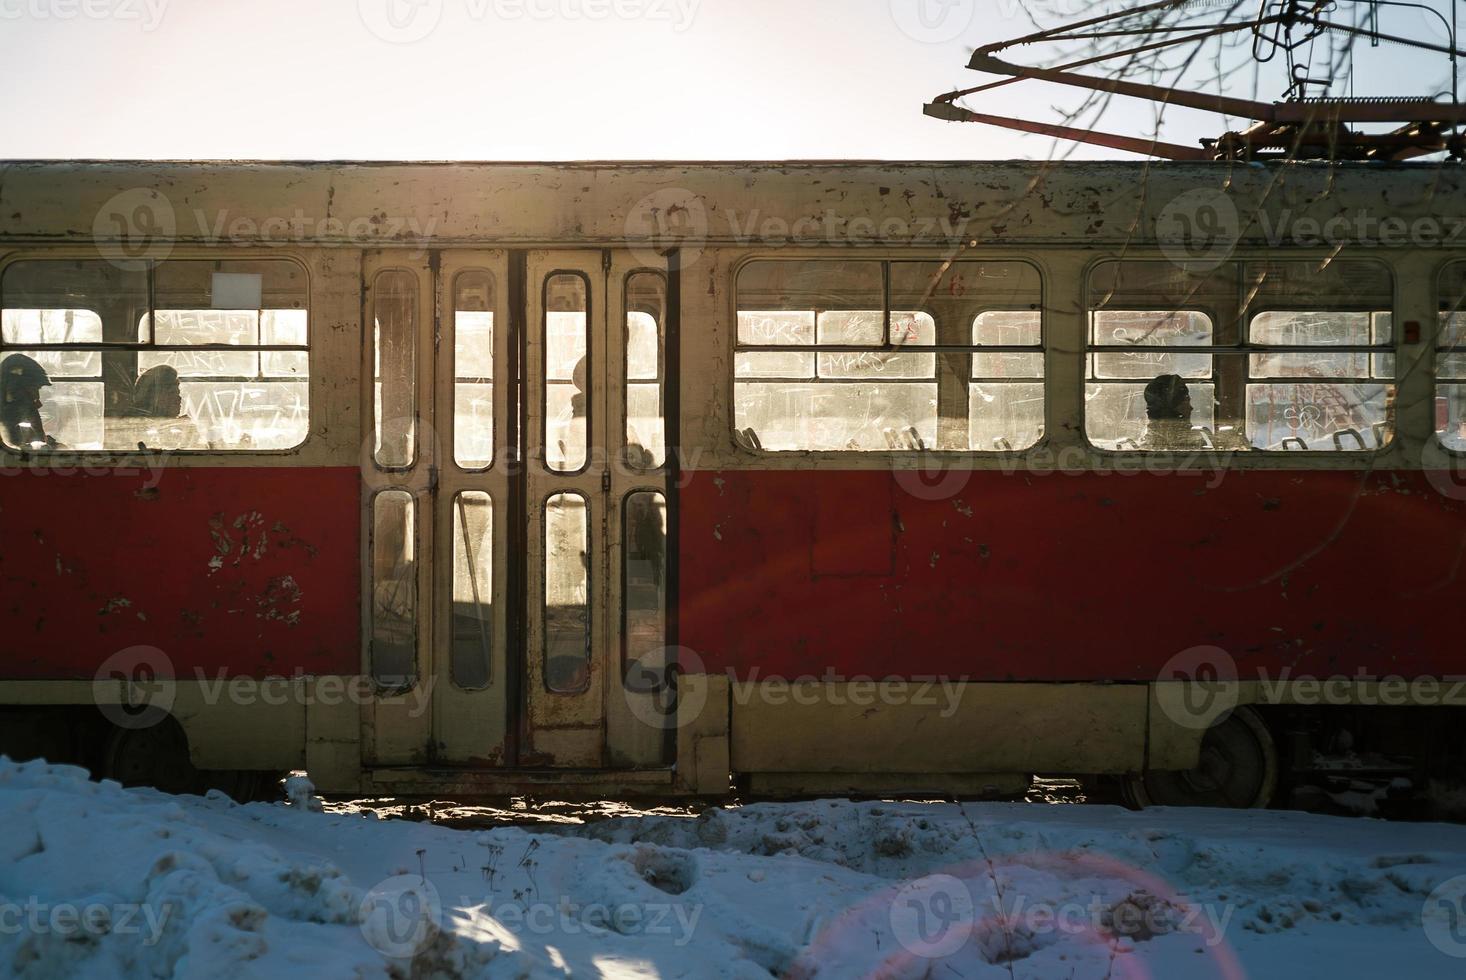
[362,249,674,768]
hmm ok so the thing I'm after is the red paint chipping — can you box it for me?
[680,469,1466,681]
[1,467,360,680]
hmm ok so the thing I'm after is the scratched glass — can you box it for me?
[1086,259,1393,452]
[545,274,588,473]
[371,490,417,688]
[453,269,496,470]
[625,272,666,468]
[1,259,309,453]
[622,491,667,686]
[734,259,1042,451]
[544,492,591,694]
[373,269,417,468]
[451,490,493,689]
[1437,262,1466,450]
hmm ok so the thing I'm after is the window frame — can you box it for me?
[729,254,1047,455]
[1081,256,1398,456]
[1434,258,1466,457]
[622,268,668,471]
[0,251,313,457]
[541,269,593,477]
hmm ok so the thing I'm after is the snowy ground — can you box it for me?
[4,760,1466,978]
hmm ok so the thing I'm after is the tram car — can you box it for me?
[1,160,1464,808]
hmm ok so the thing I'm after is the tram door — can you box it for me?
[364,250,672,770]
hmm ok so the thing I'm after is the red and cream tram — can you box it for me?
[1,161,1464,808]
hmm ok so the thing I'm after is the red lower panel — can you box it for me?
[1,466,360,679]
[680,469,1466,681]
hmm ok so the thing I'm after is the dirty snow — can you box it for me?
[3,759,1466,978]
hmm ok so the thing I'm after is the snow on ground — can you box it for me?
[3,759,1466,978]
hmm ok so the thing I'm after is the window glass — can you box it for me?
[625,272,666,469]
[451,490,492,689]
[1085,259,1392,452]
[1247,310,1393,451]
[373,269,417,468]
[545,274,588,473]
[1,259,307,453]
[623,491,666,682]
[734,260,1043,451]
[1437,261,1466,451]
[371,490,416,687]
[544,492,590,694]
[1085,310,1216,450]
[453,270,495,470]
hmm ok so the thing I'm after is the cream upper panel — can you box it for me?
[2,161,1465,250]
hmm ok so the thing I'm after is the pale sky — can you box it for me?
[0,0,1458,160]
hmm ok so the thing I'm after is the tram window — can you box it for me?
[625,272,666,469]
[1,258,307,453]
[1,309,106,450]
[373,269,417,468]
[734,259,1044,451]
[371,490,417,688]
[623,491,666,683]
[1436,261,1466,451]
[1247,311,1394,451]
[453,270,495,470]
[1085,259,1394,452]
[450,490,493,689]
[544,492,591,694]
[545,274,589,473]
[1085,310,1217,451]
[971,311,1044,452]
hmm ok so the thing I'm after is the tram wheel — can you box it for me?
[1124,706,1278,809]
[102,718,196,796]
